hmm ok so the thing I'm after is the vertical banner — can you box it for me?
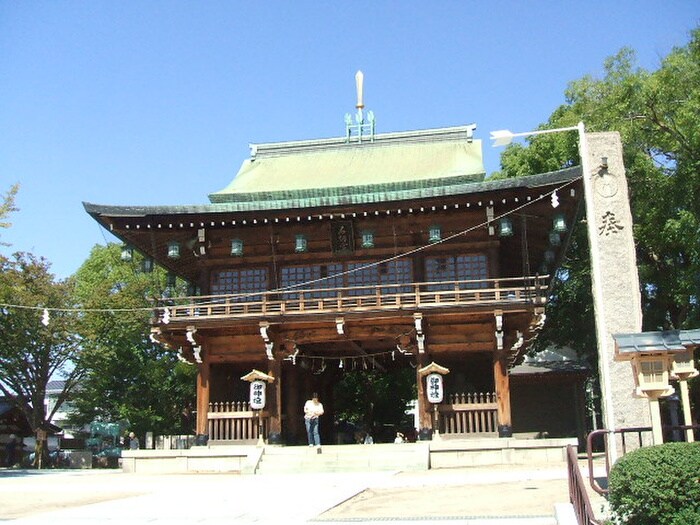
[250,380,266,410]
[426,373,444,404]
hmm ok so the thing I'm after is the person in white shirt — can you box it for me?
[303,393,324,447]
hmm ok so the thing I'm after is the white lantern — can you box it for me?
[426,373,444,404]
[632,355,674,398]
[671,350,698,380]
[249,380,266,410]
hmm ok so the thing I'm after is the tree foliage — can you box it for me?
[608,443,700,525]
[70,243,196,437]
[0,252,82,465]
[495,28,700,366]
[333,368,416,441]
[0,183,19,246]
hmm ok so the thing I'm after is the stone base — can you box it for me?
[498,425,513,438]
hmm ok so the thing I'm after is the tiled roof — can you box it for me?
[83,167,582,218]
[209,126,485,206]
[613,328,700,358]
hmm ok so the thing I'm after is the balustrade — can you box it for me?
[438,392,498,435]
[207,401,268,441]
[157,276,548,323]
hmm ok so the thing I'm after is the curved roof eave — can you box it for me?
[83,166,582,219]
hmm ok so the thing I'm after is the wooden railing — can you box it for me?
[157,275,549,322]
[207,401,269,441]
[438,392,498,434]
[567,444,602,525]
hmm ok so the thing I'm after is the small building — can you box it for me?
[510,348,589,445]
[85,113,583,445]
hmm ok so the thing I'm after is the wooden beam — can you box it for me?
[196,359,211,437]
[344,339,386,372]
[268,358,282,441]
[493,350,512,437]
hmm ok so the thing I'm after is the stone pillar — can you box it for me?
[580,128,649,450]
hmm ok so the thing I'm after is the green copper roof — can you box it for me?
[209,125,485,206]
[83,167,581,217]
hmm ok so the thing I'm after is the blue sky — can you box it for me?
[1,2,698,280]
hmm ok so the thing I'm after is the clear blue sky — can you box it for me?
[1,2,698,280]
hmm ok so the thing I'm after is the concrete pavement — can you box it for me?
[0,463,608,524]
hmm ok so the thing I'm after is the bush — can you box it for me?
[608,442,700,525]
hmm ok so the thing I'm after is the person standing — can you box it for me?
[303,393,324,448]
[128,432,140,450]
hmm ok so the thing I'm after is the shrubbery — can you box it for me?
[608,442,700,525]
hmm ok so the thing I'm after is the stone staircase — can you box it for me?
[253,443,430,474]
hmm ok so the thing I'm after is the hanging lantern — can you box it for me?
[428,225,441,243]
[166,272,177,288]
[553,213,567,233]
[120,245,133,262]
[249,380,266,410]
[498,218,513,237]
[142,257,154,273]
[549,231,561,246]
[231,238,244,256]
[295,234,307,253]
[167,241,181,259]
[361,230,374,248]
[426,373,444,404]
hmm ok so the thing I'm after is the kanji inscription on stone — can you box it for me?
[598,210,624,236]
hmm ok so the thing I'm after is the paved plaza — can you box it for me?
[0,463,608,525]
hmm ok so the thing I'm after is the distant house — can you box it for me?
[45,380,82,438]
[0,396,32,438]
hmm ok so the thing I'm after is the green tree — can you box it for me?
[0,252,82,467]
[0,183,19,246]
[496,28,700,359]
[70,243,196,438]
[334,368,416,441]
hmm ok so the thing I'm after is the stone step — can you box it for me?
[255,443,430,474]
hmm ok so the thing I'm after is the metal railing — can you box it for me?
[567,444,601,525]
[586,424,700,496]
[156,275,549,322]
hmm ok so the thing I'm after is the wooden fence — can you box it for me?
[438,392,498,434]
[207,401,269,441]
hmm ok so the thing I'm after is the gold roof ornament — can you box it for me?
[240,369,276,383]
[417,361,450,377]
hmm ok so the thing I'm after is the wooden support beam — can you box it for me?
[416,353,433,439]
[493,350,512,437]
[196,359,211,439]
[268,358,282,443]
[344,339,386,372]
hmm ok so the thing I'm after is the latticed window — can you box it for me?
[210,268,268,301]
[425,254,488,291]
[346,260,413,296]
[280,263,343,299]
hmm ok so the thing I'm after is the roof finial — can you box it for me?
[355,70,364,110]
[345,70,375,143]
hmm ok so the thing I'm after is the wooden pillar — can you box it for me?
[493,350,512,437]
[268,358,283,444]
[286,362,301,444]
[195,360,210,444]
[416,354,433,440]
